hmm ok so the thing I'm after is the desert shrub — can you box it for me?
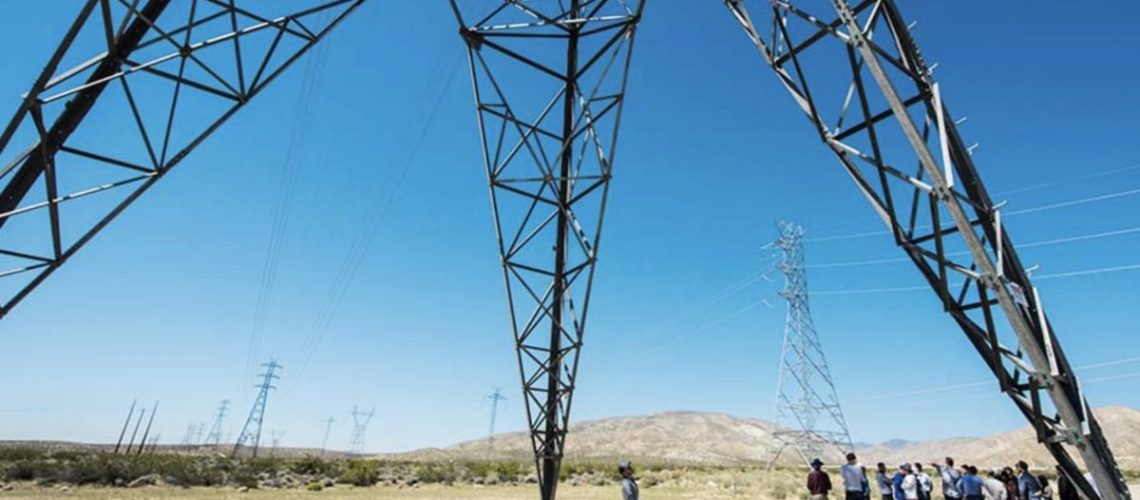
[306,481,324,491]
[290,455,338,477]
[0,448,47,462]
[339,460,379,486]
[415,462,459,485]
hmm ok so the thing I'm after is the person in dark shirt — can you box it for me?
[809,458,834,500]
[1054,466,1078,500]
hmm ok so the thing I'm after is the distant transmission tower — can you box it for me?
[205,400,231,447]
[765,221,853,468]
[270,430,285,457]
[320,417,335,456]
[232,360,283,457]
[348,406,375,455]
[486,388,507,451]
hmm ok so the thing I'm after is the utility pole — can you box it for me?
[486,388,507,452]
[348,406,375,455]
[320,417,334,456]
[124,407,147,454]
[204,400,231,447]
[136,401,159,456]
[764,222,853,468]
[232,360,282,457]
[113,400,137,454]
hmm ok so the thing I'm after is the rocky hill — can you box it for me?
[390,406,1140,470]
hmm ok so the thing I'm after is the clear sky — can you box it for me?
[0,1,1138,454]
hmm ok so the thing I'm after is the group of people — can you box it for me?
[807,454,1085,500]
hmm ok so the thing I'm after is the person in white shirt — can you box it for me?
[983,469,1008,500]
[933,457,963,500]
[840,453,869,500]
[902,465,920,500]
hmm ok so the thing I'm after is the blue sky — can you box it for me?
[0,1,1138,454]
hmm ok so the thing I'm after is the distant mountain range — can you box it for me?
[389,406,1140,470]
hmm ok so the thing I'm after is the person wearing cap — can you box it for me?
[983,469,1008,500]
[841,453,868,500]
[808,458,834,500]
[1054,466,1077,500]
[875,463,894,500]
[934,458,963,500]
[619,462,639,500]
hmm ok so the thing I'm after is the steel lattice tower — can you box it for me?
[449,2,646,498]
[204,400,230,447]
[232,360,281,458]
[486,388,507,452]
[766,221,853,467]
[0,0,365,319]
[724,1,1129,498]
[348,406,374,455]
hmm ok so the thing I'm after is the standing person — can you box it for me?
[914,464,933,500]
[1054,466,1077,500]
[901,464,919,500]
[841,453,868,500]
[983,469,1008,500]
[934,457,963,500]
[876,463,894,500]
[619,462,639,500]
[1002,467,1020,500]
[1016,461,1042,500]
[809,458,834,500]
[956,466,986,500]
[1037,475,1053,500]
[893,464,909,500]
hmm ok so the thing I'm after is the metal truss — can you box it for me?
[0,0,364,319]
[232,359,280,458]
[449,1,645,498]
[766,221,853,468]
[724,1,1128,498]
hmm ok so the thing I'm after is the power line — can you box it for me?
[847,355,1140,403]
[805,225,1140,269]
[244,15,335,385]
[288,51,467,387]
[810,262,1140,296]
[804,185,1140,243]
[994,163,1140,197]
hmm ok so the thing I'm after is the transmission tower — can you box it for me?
[232,360,282,458]
[180,423,196,447]
[723,1,1128,498]
[270,430,285,457]
[486,388,507,452]
[204,400,230,447]
[348,406,375,455]
[765,222,853,467]
[320,417,335,456]
[449,2,646,498]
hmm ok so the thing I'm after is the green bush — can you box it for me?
[339,460,379,487]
